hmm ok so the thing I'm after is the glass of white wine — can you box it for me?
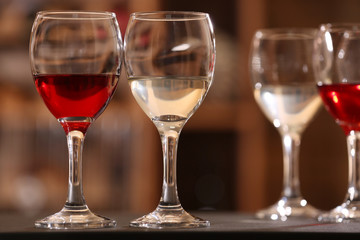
[249,28,322,221]
[124,12,215,228]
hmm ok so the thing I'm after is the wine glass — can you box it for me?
[249,28,322,221]
[123,11,215,228]
[29,11,122,229]
[314,23,360,222]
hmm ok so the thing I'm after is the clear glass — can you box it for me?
[29,11,122,229]
[124,11,215,228]
[314,23,360,222]
[249,28,322,221]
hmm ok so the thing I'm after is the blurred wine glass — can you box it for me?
[249,28,322,221]
[314,23,360,222]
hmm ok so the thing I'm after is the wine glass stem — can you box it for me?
[65,130,86,208]
[346,131,360,201]
[281,133,302,199]
[158,129,181,209]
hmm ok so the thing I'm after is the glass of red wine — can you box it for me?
[29,11,122,229]
[314,23,360,222]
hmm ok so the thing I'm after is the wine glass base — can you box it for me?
[256,197,319,221]
[130,207,210,229]
[318,201,360,223]
[35,206,116,229]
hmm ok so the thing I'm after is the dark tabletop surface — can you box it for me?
[0,211,360,239]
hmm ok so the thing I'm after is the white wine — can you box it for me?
[129,76,211,122]
[254,84,322,133]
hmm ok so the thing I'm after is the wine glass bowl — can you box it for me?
[314,24,360,222]
[29,11,122,229]
[124,11,215,228]
[249,28,322,221]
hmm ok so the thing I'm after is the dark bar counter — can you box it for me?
[0,211,360,240]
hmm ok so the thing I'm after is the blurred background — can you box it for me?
[0,0,359,216]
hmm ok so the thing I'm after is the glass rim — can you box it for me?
[319,22,360,32]
[254,27,317,39]
[130,11,209,21]
[255,27,317,34]
[36,10,116,20]
[319,22,360,27]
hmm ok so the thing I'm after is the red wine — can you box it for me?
[34,74,119,133]
[318,83,360,135]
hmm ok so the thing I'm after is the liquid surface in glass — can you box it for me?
[318,83,360,135]
[35,74,119,133]
[254,83,322,133]
[129,76,211,122]
[35,74,119,119]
